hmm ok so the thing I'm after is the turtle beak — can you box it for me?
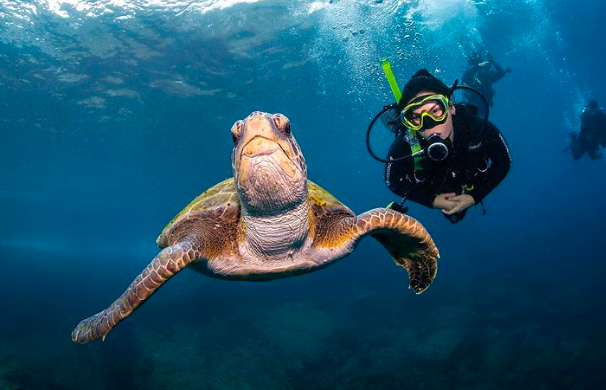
[242,136,281,158]
[239,112,280,148]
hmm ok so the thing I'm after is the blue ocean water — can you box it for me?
[1,0,605,388]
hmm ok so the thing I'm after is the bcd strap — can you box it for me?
[404,130,427,171]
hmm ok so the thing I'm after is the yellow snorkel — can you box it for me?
[378,58,425,170]
[381,58,402,104]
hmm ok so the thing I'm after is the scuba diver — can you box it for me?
[567,100,606,160]
[461,50,511,116]
[366,66,511,224]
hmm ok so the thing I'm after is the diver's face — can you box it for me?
[411,91,456,141]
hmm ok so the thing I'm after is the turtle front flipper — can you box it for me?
[352,208,439,294]
[71,240,202,344]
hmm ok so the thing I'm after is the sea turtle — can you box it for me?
[72,111,439,344]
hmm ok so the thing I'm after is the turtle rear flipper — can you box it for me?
[353,208,439,294]
[71,240,202,344]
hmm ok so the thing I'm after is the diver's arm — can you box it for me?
[492,63,507,81]
[467,122,511,204]
[487,53,508,82]
[385,135,436,208]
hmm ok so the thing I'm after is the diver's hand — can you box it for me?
[505,67,512,73]
[433,193,458,212]
[442,194,476,215]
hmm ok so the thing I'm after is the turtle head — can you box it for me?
[231,111,307,215]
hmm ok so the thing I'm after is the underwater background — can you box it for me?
[1,0,606,389]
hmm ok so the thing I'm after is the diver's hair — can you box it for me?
[399,69,451,109]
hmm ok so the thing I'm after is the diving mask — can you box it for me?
[400,94,450,132]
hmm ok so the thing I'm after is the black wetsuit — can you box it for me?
[462,60,508,112]
[572,107,606,160]
[385,105,511,223]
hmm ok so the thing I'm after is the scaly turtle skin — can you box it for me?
[72,111,439,344]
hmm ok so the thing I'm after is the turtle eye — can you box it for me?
[273,114,291,136]
[231,120,243,145]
